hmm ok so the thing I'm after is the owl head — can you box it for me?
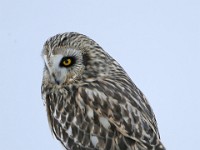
[42,32,111,85]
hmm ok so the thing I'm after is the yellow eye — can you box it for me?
[60,57,75,67]
[63,59,72,66]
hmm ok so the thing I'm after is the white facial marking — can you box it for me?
[44,55,50,68]
[45,54,68,84]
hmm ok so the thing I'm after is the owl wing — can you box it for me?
[77,77,163,149]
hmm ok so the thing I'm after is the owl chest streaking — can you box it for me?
[41,32,165,150]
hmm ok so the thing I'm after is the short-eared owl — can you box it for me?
[41,32,165,150]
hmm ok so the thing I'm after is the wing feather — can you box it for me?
[77,77,162,148]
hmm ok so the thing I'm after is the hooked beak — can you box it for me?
[52,73,60,85]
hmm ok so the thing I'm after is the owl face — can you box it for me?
[43,47,84,85]
[42,32,112,85]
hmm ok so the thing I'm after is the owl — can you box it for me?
[41,32,165,150]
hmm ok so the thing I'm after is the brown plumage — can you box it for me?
[41,32,165,150]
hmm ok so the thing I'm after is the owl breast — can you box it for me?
[43,84,117,150]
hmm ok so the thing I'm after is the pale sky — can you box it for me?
[0,0,199,150]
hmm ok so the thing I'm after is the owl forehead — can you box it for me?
[44,45,82,57]
[52,46,81,55]
[43,32,100,54]
[42,32,110,66]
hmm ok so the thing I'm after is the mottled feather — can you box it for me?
[41,32,165,150]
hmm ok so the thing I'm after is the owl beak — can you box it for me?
[52,73,60,85]
[54,78,60,85]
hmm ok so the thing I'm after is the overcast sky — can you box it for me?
[0,0,199,150]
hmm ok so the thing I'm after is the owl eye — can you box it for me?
[60,56,75,67]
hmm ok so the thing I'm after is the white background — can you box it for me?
[0,0,199,149]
